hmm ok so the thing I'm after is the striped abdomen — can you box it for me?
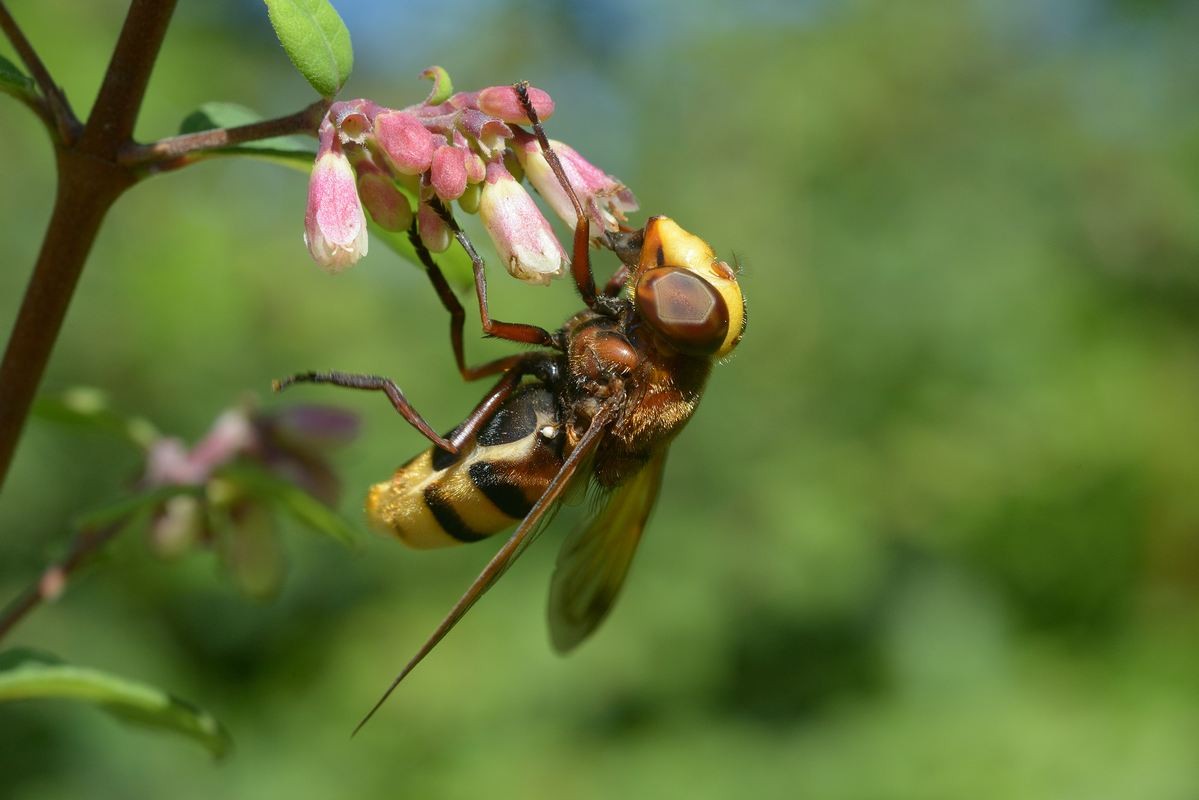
[366,385,565,548]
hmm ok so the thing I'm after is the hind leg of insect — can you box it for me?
[513,82,621,316]
[274,351,550,456]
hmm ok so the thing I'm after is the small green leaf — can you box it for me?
[222,464,358,545]
[0,650,231,759]
[179,102,316,165]
[263,0,353,98]
[33,387,160,447]
[0,54,35,99]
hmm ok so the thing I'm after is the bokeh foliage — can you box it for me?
[2,0,1198,797]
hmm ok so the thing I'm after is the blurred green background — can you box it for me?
[3,0,1199,797]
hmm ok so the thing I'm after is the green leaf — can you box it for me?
[0,54,35,99]
[0,650,231,759]
[179,102,316,166]
[263,0,353,98]
[221,464,358,546]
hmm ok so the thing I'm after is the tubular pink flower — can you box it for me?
[513,131,638,237]
[374,110,436,175]
[305,149,369,272]
[478,158,567,284]
[430,144,468,201]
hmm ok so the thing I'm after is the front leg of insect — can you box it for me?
[277,82,746,733]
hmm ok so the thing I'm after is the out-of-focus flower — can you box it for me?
[304,125,368,272]
[140,402,359,593]
[513,129,638,237]
[479,158,568,284]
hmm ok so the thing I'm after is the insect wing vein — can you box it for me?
[548,447,669,653]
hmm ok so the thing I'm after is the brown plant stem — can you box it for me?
[119,99,327,171]
[0,0,178,494]
[0,521,124,643]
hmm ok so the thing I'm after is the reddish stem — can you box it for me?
[119,99,327,171]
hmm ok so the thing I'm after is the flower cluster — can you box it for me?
[142,403,358,596]
[304,67,638,284]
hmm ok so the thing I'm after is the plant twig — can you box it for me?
[0,2,80,142]
[0,521,125,643]
[119,99,327,171]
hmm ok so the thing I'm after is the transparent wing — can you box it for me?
[352,399,620,735]
[548,447,669,653]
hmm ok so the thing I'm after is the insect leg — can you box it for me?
[407,224,533,382]
[428,199,558,349]
[603,264,629,297]
[273,371,456,453]
[513,82,601,311]
[444,352,556,452]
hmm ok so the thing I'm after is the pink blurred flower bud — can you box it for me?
[479,159,567,284]
[150,494,206,558]
[430,144,468,201]
[476,85,554,125]
[374,110,436,175]
[513,132,638,236]
[358,170,414,232]
[418,202,451,253]
[305,149,369,272]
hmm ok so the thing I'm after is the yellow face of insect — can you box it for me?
[632,217,745,358]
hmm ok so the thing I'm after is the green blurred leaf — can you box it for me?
[214,502,286,599]
[0,650,231,759]
[75,486,203,530]
[263,0,353,98]
[32,387,159,447]
[221,464,358,545]
[179,102,316,165]
[371,221,473,290]
[0,54,35,99]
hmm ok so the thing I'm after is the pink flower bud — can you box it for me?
[418,202,451,253]
[358,171,414,232]
[476,85,554,124]
[373,110,436,175]
[479,159,567,284]
[305,150,369,272]
[430,144,468,201]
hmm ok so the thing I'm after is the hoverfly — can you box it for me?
[277,85,746,732]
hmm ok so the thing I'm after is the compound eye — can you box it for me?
[635,267,730,356]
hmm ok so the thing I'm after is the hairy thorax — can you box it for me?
[559,311,712,487]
